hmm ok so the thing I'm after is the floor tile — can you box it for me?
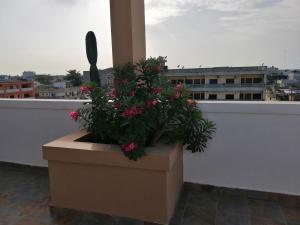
[1,162,300,225]
[113,216,142,225]
[251,217,286,225]
[216,211,250,225]
[182,205,216,225]
[281,206,300,224]
[186,191,217,211]
[245,190,270,201]
[249,199,285,222]
[218,195,249,215]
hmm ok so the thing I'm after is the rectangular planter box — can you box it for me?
[43,130,183,224]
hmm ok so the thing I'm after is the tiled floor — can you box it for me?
[0,162,300,225]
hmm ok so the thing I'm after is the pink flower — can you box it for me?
[121,142,138,152]
[175,84,183,91]
[187,99,195,106]
[69,111,78,121]
[80,86,90,93]
[113,103,121,110]
[152,87,162,94]
[121,106,143,118]
[168,91,180,101]
[108,88,117,98]
[146,99,158,108]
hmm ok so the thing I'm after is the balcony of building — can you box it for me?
[187,83,266,92]
[21,87,34,92]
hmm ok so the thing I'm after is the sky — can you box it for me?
[0,0,299,75]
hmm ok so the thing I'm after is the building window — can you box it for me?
[201,79,205,84]
[245,93,252,100]
[171,80,177,84]
[201,93,205,100]
[194,93,201,100]
[185,79,193,85]
[240,93,244,100]
[253,78,263,83]
[208,94,217,100]
[194,79,200,85]
[253,93,262,100]
[225,94,234,100]
[245,78,252,84]
[226,79,234,84]
[193,93,205,100]
[209,79,218,84]
[178,80,184,84]
[10,95,14,98]
[24,94,30,98]
[241,78,245,84]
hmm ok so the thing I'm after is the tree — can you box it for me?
[65,70,83,86]
[36,75,51,85]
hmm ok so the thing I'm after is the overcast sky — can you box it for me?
[0,0,299,75]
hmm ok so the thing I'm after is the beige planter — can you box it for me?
[43,130,183,224]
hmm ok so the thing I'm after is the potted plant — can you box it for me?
[43,31,215,224]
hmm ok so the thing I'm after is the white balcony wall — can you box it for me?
[0,99,300,195]
[185,101,300,195]
[0,99,82,167]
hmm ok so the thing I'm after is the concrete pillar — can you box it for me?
[110,0,146,67]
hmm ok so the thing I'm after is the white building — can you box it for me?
[22,71,36,81]
[53,81,66,89]
[165,66,270,101]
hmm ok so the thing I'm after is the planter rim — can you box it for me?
[43,130,181,171]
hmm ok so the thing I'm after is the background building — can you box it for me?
[0,81,35,98]
[22,71,36,81]
[35,85,81,99]
[288,70,300,80]
[266,69,300,101]
[83,68,113,87]
[0,75,9,81]
[164,66,270,101]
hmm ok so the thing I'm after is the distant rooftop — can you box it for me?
[0,80,33,83]
[167,66,272,75]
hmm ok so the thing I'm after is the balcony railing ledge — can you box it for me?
[199,100,300,115]
[0,98,88,110]
[0,99,300,115]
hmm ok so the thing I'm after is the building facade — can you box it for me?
[35,85,81,99]
[164,66,269,101]
[288,70,300,81]
[0,81,35,98]
[0,75,9,81]
[83,68,113,87]
[22,71,36,81]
